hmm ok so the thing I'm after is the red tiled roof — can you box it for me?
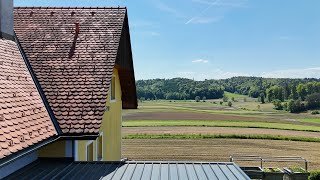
[14,7,127,135]
[0,38,57,159]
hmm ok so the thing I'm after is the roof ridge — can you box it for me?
[15,6,127,9]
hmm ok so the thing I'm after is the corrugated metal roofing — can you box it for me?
[4,158,250,180]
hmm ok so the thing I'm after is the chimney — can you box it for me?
[75,22,80,35]
[0,0,14,40]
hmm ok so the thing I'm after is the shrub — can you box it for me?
[243,97,247,102]
[202,96,206,102]
[311,110,320,115]
[231,97,235,102]
[223,95,228,102]
[309,170,320,180]
[228,101,232,107]
[195,96,200,102]
[220,101,223,105]
[272,99,283,110]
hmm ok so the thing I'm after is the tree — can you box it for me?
[306,93,320,109]
[195,96,200,102]
[202,96,206,102]
[259,93,265,104]
[272,99,283,110]
[228,101,232,107]
[297,84,307,100]
[223,95,228,102]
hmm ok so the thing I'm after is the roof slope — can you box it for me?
[4,159,250,180]
[14,7,127,135]
[0,38,57,159]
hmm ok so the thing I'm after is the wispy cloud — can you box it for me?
[186,0,220,24]
[155,1,185,18]
[187,16,223,24]
[261,67,320,79]
[135,67,320,81]
[192,0,249,8]
[186,0,249,24]
[150,32,161,36]
[192,59,209,63]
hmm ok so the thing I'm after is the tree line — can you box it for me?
[136,77,320,112]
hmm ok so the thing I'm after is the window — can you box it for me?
[97,133,103,161]
[110,76,116,101]
[86,141,93,161]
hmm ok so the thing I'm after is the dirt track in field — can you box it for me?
[124,112,320,126]
[123,126,320,138]
[122,139,320,170]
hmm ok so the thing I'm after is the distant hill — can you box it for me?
[136,77,320,101]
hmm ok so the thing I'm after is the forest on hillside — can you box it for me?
[136,77,320,112]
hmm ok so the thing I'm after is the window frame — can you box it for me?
[86,140,94,161]
[96,132,103,161]
[110,75,116,103]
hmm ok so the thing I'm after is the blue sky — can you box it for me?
[15,0,320,80]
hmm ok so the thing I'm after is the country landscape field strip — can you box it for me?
[123,120,320,132]
[123,133,320,142]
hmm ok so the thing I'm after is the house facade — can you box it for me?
[1,2,137,178]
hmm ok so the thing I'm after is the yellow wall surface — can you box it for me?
[76,68,122,161]
[38,140,66,158]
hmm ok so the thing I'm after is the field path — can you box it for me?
[123,126,320,138]
[123,139,320,170]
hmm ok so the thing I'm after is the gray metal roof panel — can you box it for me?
[4,159,250,180]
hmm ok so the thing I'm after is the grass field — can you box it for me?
[123,96,320,170]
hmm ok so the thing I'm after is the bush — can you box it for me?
[272,99,283,110]
[309,170,320,180]
[202,96,206,102]
[311,110,320,115]
[228,101,232,107]
[231,97,235,102]
[220,101,223,105]
[223,95,228,102]
[195,96,200,102]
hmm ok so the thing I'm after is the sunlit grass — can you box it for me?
[123,133,320,142]
[298,118,320,124]
[123,120,320,132]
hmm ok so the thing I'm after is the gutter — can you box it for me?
[0,136,60,168]
[14,32,63,135]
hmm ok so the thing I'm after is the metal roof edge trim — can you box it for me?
[14,33,63,135]
[0,136,60,168]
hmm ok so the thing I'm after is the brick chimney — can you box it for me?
[0,0,14,40]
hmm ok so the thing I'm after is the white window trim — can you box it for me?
[110,75,116,103]
[74,140,78,161]
[85,140,94,161]
[96,132,104,161]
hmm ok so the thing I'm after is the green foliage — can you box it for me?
[311,111,320,115]
[286,99,305,113]
[272,99,283,110]
[195,96,200,102]
[267,86,284,102]
[223,95,229,102]
[219,101,223,105]
[259,93,265,104]
[136,77,320,102]
[202,96,206,102]
[306,93,320,109]
[309,170,320,180]
[231,97,235,102]
[228,101,232,107]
